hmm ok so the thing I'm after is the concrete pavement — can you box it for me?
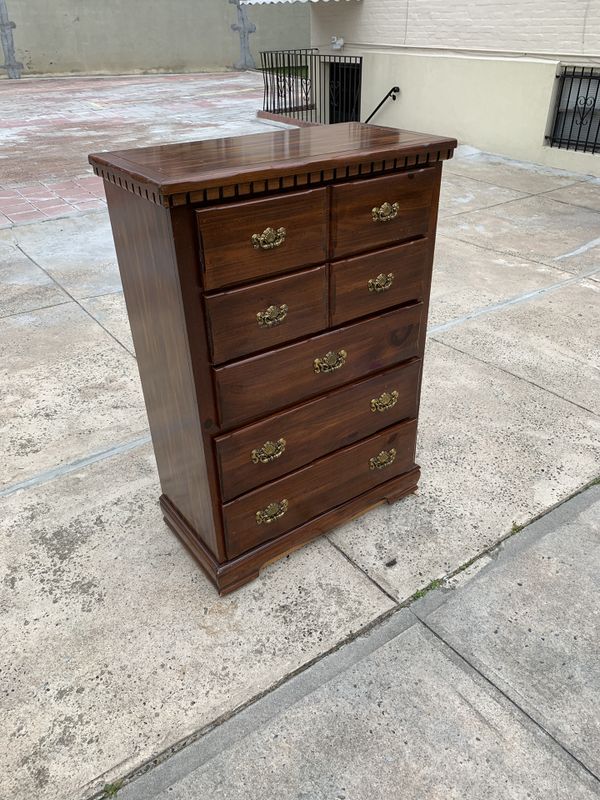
[0,73,599,799]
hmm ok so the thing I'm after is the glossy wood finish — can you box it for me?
[223,420,417,558]
[330,238,430,326]
[161,465,420,594]
[90,123,457,205]
[104,182,223,559]
[196,188,328,290]
[331,168,436,258]
[214,303,423,428]
[93,123,455,594]
[205,265,328,364]
[215,359,421,501]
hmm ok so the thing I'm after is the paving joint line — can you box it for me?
[327,537,399,604]
[431,338,600,418]
[414,614,600,787]
[428,264,600,335]
[88,477,600,799]
[436,231,584,278]
[0,299,72,321]
[0,434,152,498]
[15,242,136,358]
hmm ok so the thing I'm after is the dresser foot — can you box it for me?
[161,467,421,595]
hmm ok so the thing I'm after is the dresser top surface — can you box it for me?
[89,123,456,199]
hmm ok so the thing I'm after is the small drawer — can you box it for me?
[214,303,423,428]
[205,265,328,364]
[215,359,421,501]
[330,238,430,326]
[223,419,417,558]
[331,168,436,258]
[196,187,328,290]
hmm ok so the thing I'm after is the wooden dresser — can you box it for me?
[90,123,456,594]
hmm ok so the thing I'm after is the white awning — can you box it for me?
[241,1,359,4]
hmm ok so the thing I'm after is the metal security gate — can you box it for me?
[260,49,362,124]
[548,66,600,154]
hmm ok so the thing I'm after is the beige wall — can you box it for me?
[360,51,600,177]
[6,0,309,76]
[312,0,600,56]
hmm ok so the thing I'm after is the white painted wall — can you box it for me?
[311,1,600,175]
[312,0,600,56]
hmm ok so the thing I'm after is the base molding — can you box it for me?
[160,466,420,595]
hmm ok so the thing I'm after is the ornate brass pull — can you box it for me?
[371,390,399,413]
[251,438,286,464]
[251,226,286,250]
[257,304,288,328]
[369,448,397,470]
[372,202,399,223]
[368,273,394,293]
[313,349,347,374]
[256,499,288,525]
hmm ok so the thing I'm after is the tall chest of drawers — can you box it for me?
[90,123,456,594]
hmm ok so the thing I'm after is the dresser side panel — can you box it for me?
[104,181,221,558]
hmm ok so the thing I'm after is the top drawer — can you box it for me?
[331,167,437,259]
[196,188,328,290]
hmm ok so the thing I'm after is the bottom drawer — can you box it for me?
[223,419,417,558]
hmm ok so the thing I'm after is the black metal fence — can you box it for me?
[260,49,362,124]
[548,66,600,153]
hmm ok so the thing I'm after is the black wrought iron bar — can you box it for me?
[549,65,600,154]
[364,86,400,124]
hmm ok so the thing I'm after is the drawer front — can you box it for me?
[197,188,328,290]
[223,420,417,558]
[214,303,423,428]
[205,265,329,364]
[331,168,436,258]
[216,359,421,501]
[330,238,430,326]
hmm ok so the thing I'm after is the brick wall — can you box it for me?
[312,0,600,55]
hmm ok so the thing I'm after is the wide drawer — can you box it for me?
[214,302,423,428]
[196,187,328,290]
[223,419,417,557]
[331,168,437,258]
[330,238,430,326]
[205,265,328,364]
[215,359,421,501]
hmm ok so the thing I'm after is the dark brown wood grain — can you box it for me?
[197,187,328,290]
[215,359,421,501]
[89,123,457,203]
[104,181,224,559]
[96,124,455,594]
[331,167,436,258]
[214,303,423,428]
[330,238,430,326]
[222,420,417,558]
[161,465,420,594]
[205,265,329,364]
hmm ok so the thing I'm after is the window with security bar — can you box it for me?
[548,66,600,154]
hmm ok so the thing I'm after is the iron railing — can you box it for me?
[548,66,600,154]
[260,49,362,124]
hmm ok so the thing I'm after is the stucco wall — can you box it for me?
[311,0,600,56]
[5,0,310,77]
[361,51,600,177]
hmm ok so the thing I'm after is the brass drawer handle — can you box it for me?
[368,272,394,293]
[256,499,288,525]
[251,438,286,464]
[369,448,397,470]
[257,303,288,328]
[372,202,399,223]
[251,226,286,250]
[313,349,347,374]
[371,390,399,413]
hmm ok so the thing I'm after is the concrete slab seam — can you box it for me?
[85,607,417,800]
[431,338,600,418]
[428,266,600,336]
